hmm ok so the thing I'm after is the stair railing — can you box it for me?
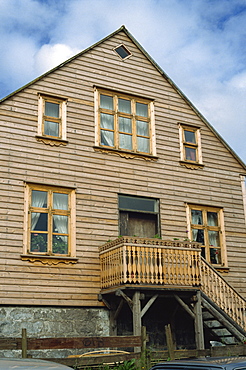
[201,257,246,332]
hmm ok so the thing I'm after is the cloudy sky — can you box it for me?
[0,0,246,164]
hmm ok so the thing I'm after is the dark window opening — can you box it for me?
[119,195,159,238]
[114,45,131,59]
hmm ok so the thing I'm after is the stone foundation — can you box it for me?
[0,306,109,358]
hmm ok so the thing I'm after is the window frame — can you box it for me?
[186,204,227,267]
[118,194,160,238]
[95,88,156,156]
[37,94,67,141]
[23,183,76,257]
[179,124,203,165]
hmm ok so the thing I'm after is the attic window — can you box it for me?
[114,44,131,60]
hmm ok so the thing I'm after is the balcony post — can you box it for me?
[194,290,205,350]
[133,291,141,352]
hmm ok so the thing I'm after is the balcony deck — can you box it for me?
[99,236,201,291]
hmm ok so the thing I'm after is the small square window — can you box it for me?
[37,95,67,141]
[179,124,203,165]
[114,44,131,60]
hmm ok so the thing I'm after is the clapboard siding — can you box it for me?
[0,28,246,306]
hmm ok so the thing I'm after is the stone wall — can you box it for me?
[0,306,109,358]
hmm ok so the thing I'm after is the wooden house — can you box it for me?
[0,26,246,354]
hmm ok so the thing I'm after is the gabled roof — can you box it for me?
[1,25,245,171]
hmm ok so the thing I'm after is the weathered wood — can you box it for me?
[193,291,205,350]
[133,292,142,353]
[21,328,27,358]
[165,324,175,360]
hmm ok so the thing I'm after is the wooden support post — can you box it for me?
[133,291,141,352]
[22,328,27,358]
[194,290,205,350]
[165,324,175,360]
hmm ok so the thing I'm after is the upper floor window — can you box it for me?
[37,95,67,141]
[119,194,160,238]
[187,204,227,266]
[95,89,156,156]
[24,184,76,257]
[179,124,203,165]
[114,44,131,60]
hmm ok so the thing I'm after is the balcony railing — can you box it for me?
[99,237,201,289]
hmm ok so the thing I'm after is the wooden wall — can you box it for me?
[0,30,246,306]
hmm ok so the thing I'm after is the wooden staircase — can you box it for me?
[200,258,246,344]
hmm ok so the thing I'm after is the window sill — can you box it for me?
[179,161,204,170]
[21,254,78,265]
[94,146,158,161]
[35,135,68,147]
[213,265,229,273]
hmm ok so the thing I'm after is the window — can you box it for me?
[38,95,67,141]
[119,195,160,238]
[95,89,155,156]
[24,184,76,257]
[179,124,202,164]
[187,205,226,266]
[114,44,131,60]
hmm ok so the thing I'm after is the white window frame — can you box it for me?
[179,124,202,164]
[94,88,156,156]
[186,204,227,267]
[38,94,67,140]
[23,183,76,257]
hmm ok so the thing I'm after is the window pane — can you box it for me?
[100,95,113,110]
[31,190,47,208]
[115,45,130,59]
[31,213,47,231]
[119,195,157,213]
[30,233,47,253]
[185,147,197,161]
[191,210,203,225]
[137,137,149,153]
[207,212,218,226]
[119,117,132,133]
[44,120,59,137]
[52,235,68,254]
[100,113,114,129]
[208,230,220,248]
[53,215,68,234]
[45,102,59,118]
[100,130,114,147]
[53,193,68,210]
[118,98,131,113]
[184,130,196,143]
[137,120,149,136]
[119,133,132,150]
[210,247,221,264]
[192,229,204,244]
[136,102,148,117]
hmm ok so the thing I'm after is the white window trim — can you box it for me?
[94,88,156,156]
[38,94,67,140]
[179,124,203,164]
[23,183,76,257]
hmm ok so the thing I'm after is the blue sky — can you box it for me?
[1,0,246,164]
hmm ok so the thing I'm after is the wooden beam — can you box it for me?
[194,291,205,350]
[116,289,133,310]
[174,294,195,319]
[22,328,27,359]
[141,294,158,318]
[133,291,141,352]
[165,324,175,360]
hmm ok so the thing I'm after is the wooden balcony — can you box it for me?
[99,237,202,290]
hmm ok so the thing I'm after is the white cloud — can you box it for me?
[34,43,80,75]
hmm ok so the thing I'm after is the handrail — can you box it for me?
[201,257,246,331]
[100,241,201,289]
